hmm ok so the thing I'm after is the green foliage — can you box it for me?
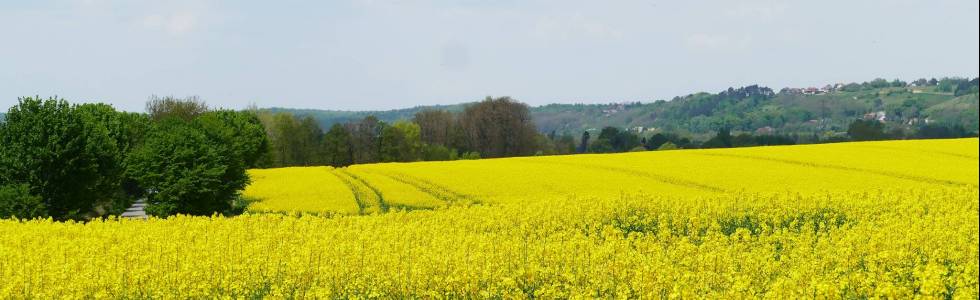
[322,124,354,166]
[195,110,270,168]
[701,128,733,148]
[459,151,481,160]
[146,95,209,122]
[263,113,322,166]
[588,139,612,153]
[578,131,590,153]
[847,119,887,141]
[76,103,149,213]
[457,97,539,158]
[914,123,971,139]
[0,97,122,220]
[656,142,678,151]
[592,127,641,153]
[125,119,249,217]
[644,133,669,150]
[0,183,47,219]
[379,121,422,162]
[420,144,454,161]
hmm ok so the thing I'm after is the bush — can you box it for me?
[459,151,481,160]
[656,142,679,151]
[0,184,47,219]
[125,119,249,216]
[847,119,887,141]
[421,144,454,161]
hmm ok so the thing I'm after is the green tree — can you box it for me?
[380,121,423,162]
[145,95,209,122]
[349,116,383,164]
[195,110,270,168]
[420,144,455,161]
[847,119,887,141]
[124,119,249,216]
[701,128,733,148]
[0,97,114,220]
[589,139,614,153]
[76,103,149,214]
[645,133,669,150]
[413,109,455,147]
[458,97,539,158]
[264,113,322,166]
[322,123,354,167]
[578,131,590,153]
[553,134,576,155]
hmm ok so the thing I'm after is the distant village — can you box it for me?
[779,83,847,95]
[581,78,963,137]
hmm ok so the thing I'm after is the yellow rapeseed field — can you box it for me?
[1,139,977,298]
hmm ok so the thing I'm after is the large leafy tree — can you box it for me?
[379,121,422,162]
[125,119,249,216]
[322,123,354,167]
[0,97,116,219]
[76,103,150,213]
[458,97,538,158]
[195,110,270,168]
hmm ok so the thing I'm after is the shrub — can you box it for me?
[0,183,46,219]
[657,142,679,151]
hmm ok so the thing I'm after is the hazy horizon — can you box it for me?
[2,0,978,112]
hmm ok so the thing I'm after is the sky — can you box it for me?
[1,0,978,112]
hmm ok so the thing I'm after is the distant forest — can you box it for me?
[253,77,978,168]
[267,77,979,142]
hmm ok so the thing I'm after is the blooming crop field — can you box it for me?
[1,139,978,298]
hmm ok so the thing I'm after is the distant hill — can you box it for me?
[532,84,979,137]
[264,78,979,137]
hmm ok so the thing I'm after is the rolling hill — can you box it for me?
[266,82,979,138]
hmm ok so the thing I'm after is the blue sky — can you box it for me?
[1,0,978,112]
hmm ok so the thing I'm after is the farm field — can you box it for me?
[2,139,978,298]
[244,138,978,215]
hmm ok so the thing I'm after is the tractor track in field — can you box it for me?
[337,169,389,213]
[519,159,729,193]
[364,169,480,206]
[329,169,369,215]
[693,152,979,188]
[854,144,979,161]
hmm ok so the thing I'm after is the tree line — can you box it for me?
[1,96,267,220]
[258,96,554,167]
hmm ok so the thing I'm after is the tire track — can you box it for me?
[365,169,480,206]
[519,159,729,193]
[693,152,978,188]
[855,144,979,161]
[330,169,368,215]
[337,169,389,213]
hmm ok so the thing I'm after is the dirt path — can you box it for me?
[120,199,147,219]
